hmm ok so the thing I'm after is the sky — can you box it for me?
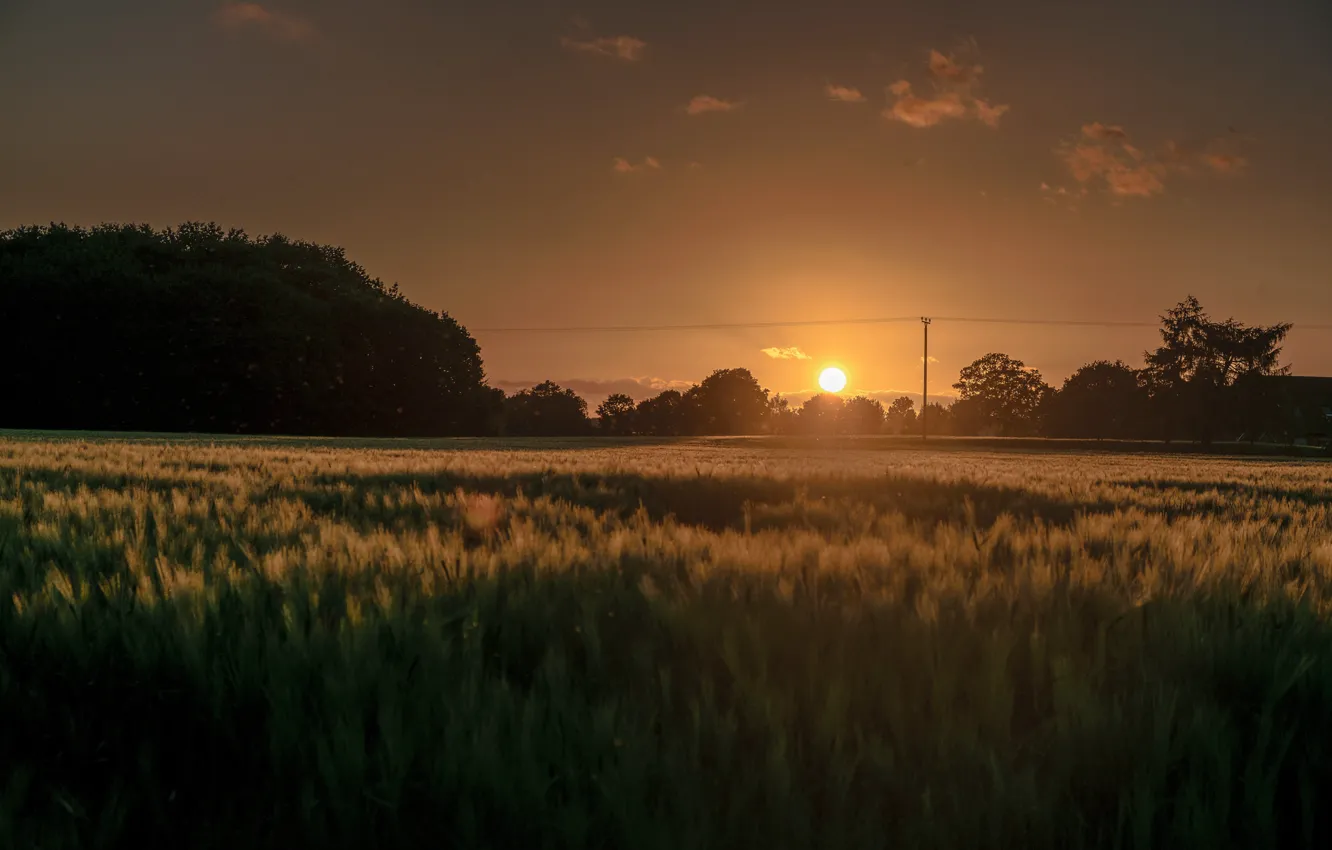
[3,0,1331,408]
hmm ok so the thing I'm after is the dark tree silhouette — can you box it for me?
[952,353,1052,436]
[796,394,845,434]
[681,368,770,435]
[503,381,591,436]
[841,396,886,435]
[885,396,916,435]
[767,396,797,435]
[1143,296,1292,444]
[634,390,686,436]
[0,223,499,436]
[1043,360,1148,439]
[919,402,955,435]
[595,393,637,435]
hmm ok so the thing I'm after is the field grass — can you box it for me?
[3,433,1332,848]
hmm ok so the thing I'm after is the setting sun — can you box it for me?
[818,367,848,393]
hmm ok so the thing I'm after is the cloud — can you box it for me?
[1081,122,1129,142]
[612,156,662,174]
[761,346,813,361]
[884,44,1009,129]
[687,95,741,116]
[492,377,694,404]
[1204,151,1248,174]
[776,388,959,407]
[927,49,982,85]
[885,85,967,128]
[1059,140,1167,197]
[1054,124,1247,200]
[825,84,866,103]
[213,3,316,43]
[974,99,1010,128]
[560,34,647,61]
[920,356,939,364]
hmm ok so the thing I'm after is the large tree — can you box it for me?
[595,393,637,435]
[952,353,1052,436]
[0,223,499,436]
[884,396,916,435]
[1043,360,1148,439]
[767,396,797,435]
[681,368,771,435]
[1143,296,1292,443]
[796,394,845,434]
[634,390,686,436]
[841,396,886,435]
[503,382,591,436]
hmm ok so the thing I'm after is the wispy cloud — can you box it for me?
[776,388,959,407]
[492,377,694,404]
[1054,123,1248,200]
[974,99,1010,128]
[612,156,662,174]
[213,3,317,43]
[825,84,866,104]
[1203,151,1248,174]
[885,85,967,127]
[884,44,1009,129]
[762,346,813,361]
[560,34,647,61]
[686,95,741,116]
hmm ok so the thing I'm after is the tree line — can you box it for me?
[1,224,503,436]
[506,297,1310,445]
[2,224,1310,444]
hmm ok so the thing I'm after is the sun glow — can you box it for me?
[818,367,848,393]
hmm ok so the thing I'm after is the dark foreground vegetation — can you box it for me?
[3,437,1332,848]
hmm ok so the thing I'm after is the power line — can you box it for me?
[473,315,1332,334]
[473,316,921,333]
[934,316,1157,328]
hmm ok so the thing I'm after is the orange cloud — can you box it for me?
[885,45,1009,129]
[1204,151,1248,174]
[560,34,647,61]
[762,346,813,360]
[492,377,693,404]
[1054,124,1246,200]
[928,49,983,85]
[777,388,959,407]
[612,156,662,174]
[686,95,741,116]
[213,3,316,43]
[826,84,866,103]
[974,99,1010,128]
[1059,139,1167,198]
[885,86,967,128]
[1081,122,1130,142]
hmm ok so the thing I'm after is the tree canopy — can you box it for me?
[1,223,499,436]
[504,382,591,436]
[681,368,771,435]
[1043,360,1147,439]
[1142,296,1292,443]
[595,393,637,436]
[952,353,1052,436]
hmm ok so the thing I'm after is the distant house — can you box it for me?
[1272,376,1332,446]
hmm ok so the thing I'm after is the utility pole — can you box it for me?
[921,317,931,442]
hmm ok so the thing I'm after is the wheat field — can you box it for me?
[2,434,1332,848]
